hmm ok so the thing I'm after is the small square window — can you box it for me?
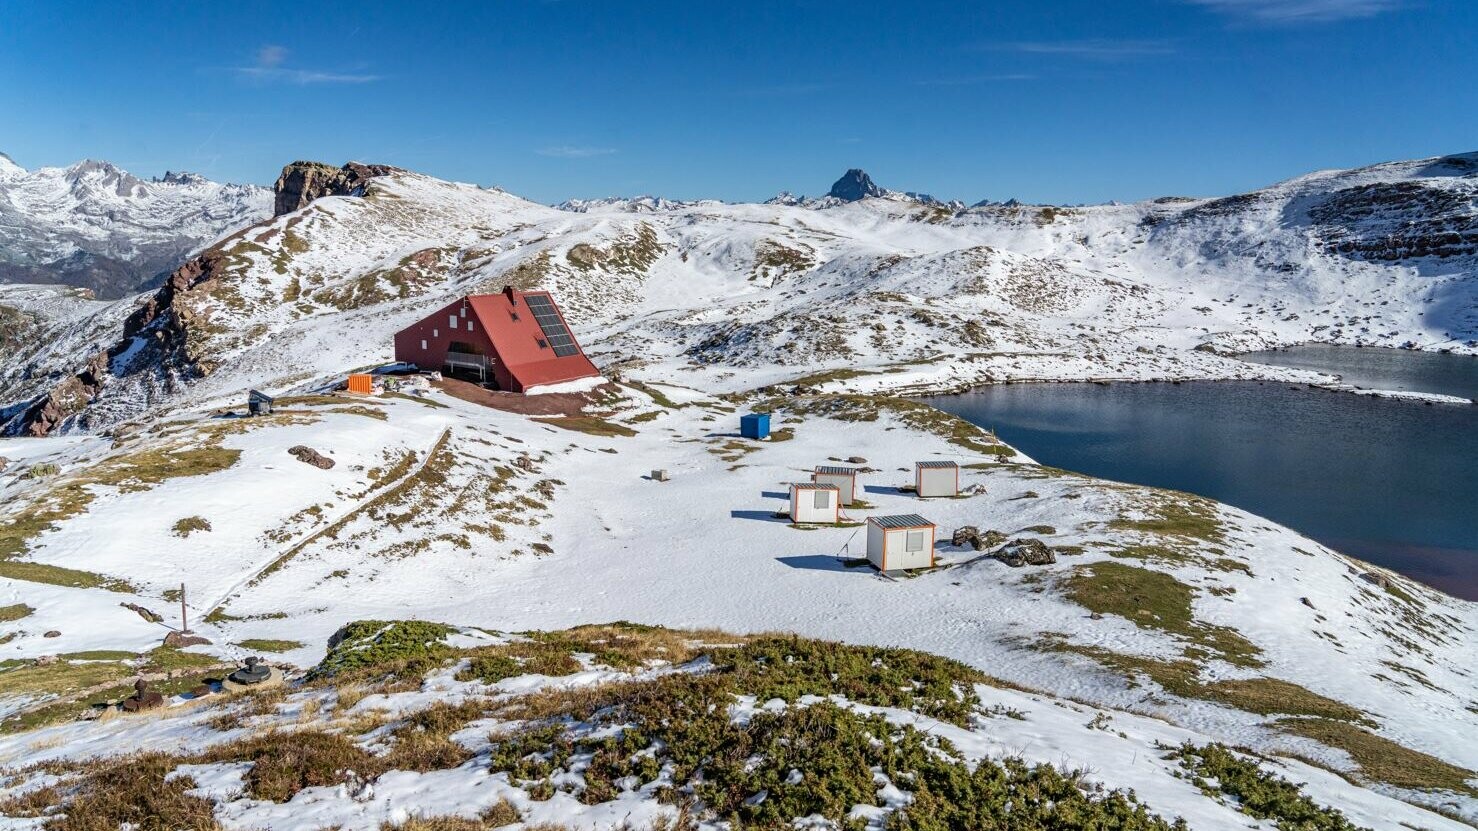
[813,489,829,510]
[906,530,925,552]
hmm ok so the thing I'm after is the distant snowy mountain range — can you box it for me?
[0,152,270,298]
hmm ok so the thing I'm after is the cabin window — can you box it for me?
[449,315,459,329]
[433,329,439,337]
[536,338,548,349]
[420,339,427,350]
[467,321,475,332]
[813,489,829,510]
[905,530,925,552]
[460,306,466,317]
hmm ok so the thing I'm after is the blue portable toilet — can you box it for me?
[740,412,771,440]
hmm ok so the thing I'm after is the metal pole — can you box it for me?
[180,583,189,634]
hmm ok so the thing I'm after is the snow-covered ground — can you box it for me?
[1,383,1472,821]
[0,153,1475,825]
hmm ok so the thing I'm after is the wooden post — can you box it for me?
[180,583,190,634]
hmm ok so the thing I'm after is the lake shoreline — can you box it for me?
[920,352,1478,601]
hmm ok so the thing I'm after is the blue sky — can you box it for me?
[1,0,1473,204]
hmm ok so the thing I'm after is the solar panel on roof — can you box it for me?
[869,514,932,529]
[815,465,856,476]
[524,293,580,357]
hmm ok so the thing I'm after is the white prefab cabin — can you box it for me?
[915,460,959,498]
[812,466,858,505]
[867,514,936,572]
[789,483,841,524]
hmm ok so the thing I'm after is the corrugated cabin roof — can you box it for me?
[916,460,958,469]
[869,514,934,529]
[815,465,857,476]
[791,482,840,491]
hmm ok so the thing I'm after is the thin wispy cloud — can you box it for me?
[231,45,381,85]
[999,39,1177,60]
[536,145,617,159]
[915,73,1037,86]
[1184,0,1403,23]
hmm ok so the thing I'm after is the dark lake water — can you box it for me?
[922,348,1478,600]
[1242,343,1478,401]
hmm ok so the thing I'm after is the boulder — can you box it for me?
[995,538,1057,567]
[163,631,211,648]
[846,456,868,464]
[288,445,335,469]
[951,526,980,548]
[1359,571,1392,590]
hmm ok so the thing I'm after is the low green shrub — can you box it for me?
[1171,743,1367,830]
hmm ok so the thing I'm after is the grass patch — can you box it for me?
[0,560,135,592]
[235,639,304,653]
[1279,718,1477,796]
[1045,643,1368,723]
[0,752,221,830]
[171,515,211,537]
[0,603,34,622]
[533,416,637,437]
[1109,491,1224,543]
[624,380,684,409]
[1060,562,1262,667]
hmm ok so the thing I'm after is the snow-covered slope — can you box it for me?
[7,152,1476,437]
[0,155,1474,825]
[0,153,271,298]
[0,622,1467,831]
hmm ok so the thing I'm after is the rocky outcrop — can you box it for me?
[289,445,335,469]
[273,161,400,217]
[2,160,401,437]
[8,350,108,436]
[995,538,1057,567]
[829,169,884,202]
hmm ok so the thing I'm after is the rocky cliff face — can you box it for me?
[4,161,399,436]
[273,161,401,216]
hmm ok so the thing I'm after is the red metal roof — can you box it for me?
[393,288,601,392]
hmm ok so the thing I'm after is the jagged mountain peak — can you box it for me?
[829,168,884,201]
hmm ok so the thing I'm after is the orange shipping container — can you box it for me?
[346,374,374,394]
